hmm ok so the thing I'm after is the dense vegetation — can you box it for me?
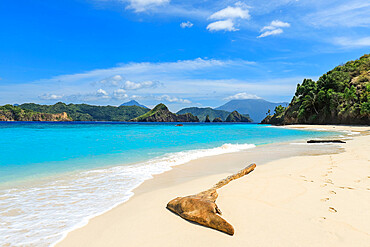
[132,103,199,122]
[177,107,252,122]
[19,102,149,121]
[262,54,370,125]
[0,104,71,121]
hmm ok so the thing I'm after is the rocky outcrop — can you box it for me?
[166,164,256,235]
[0,105,72,121]
[212,117,223,122]
[130,104,199,122]
[205,115,211,122]
[225,111,252,122]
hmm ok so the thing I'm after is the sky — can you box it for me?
[0,0,369,111]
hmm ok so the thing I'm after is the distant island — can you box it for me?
[262,54,370,125]
[16,102,150,121]
[177,107,252,122]
[0,104,71,121]
[130,103,199,122]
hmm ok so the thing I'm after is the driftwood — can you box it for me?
[307,140,346,143]
[166,164,256,235]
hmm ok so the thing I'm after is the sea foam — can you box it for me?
[0,143,255,247]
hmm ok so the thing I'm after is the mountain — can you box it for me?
[216,99,288,123]
[225,111,252,122]
[120,100,148,109]
[19,102,149,121]
[0,104,71,121]
[176,107,235,122]
[262,54,370,125]
[131,103,199,122]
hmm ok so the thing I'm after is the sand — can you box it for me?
[56,125,370,247]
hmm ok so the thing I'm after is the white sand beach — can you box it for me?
[57,125,370,247]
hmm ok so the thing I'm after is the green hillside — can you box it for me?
[0,104,71,121]
[262,54,370,125]
[19,102,149,121]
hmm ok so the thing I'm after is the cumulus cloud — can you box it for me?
[122,80,157,90]
[126,0,170,12]
[39,94,63,100]
[207,3,250,32]
[258,20,290,38]
[207,19,237,32]
[209,6,250,20]
[96,89,110,98]
[156,95,191,104]
[180,21,193,28]
[224,92,261,100]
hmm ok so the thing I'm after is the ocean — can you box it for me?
[0,122,338,246]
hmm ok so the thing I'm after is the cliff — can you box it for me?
[0,105,71,121]
[225,111,252,122]
[262,54,370,125]
[131,103,199,122]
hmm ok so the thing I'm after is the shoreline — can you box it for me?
[56,125,369,247]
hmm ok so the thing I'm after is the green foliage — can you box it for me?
[19,102,149,121]
[0,105,71,121]
[274,105,286,116]
[263,54,370,125]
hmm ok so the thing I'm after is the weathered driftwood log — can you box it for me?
[166,164,256,235]
[307,140,346,143]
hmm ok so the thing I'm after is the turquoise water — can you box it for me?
[0,122,334,185]
[0,122,338,246]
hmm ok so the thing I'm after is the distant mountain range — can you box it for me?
[120,100,148,109]
[177,107,252,122]
[215,99,288,123]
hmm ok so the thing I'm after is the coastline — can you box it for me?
[56,125,370,247]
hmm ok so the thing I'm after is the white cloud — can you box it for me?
[209,6,250,20]
[96,89,110,98]
[113,89,129,100]
[224,92,261,100]
[258,28,283,38]
[207,19,237,32]
[180,21,193,28]
[96,75,124,86]
[122,80,157,90]
[258,20,290,38]
[156,95,191,104]
[207,3,250,32]
[38,94,63,100]
[332,36,370,48]
[126,0,170,12]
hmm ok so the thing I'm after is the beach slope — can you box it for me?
[57,125,370,247]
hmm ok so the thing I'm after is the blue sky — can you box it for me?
[0,0,369,111]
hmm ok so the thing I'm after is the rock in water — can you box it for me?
[212,117,223,122]
[225,110,252,122]
[130,103,199,122]
[166,164,256,235]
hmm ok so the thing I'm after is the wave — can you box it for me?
[0,143,255,247]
